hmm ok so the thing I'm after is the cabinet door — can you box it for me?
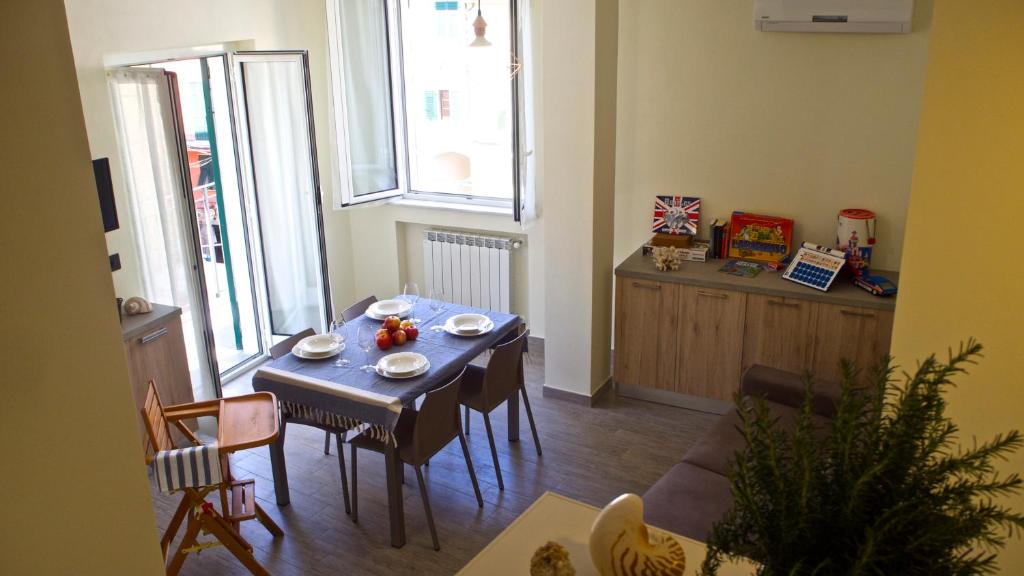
[614,278,680,391]
[812,304,895,384]
[742,295,818,375]
[676,286,746,401]
[125,315,196,447]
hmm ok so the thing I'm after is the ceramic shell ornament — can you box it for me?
[123,296,153,315]
[589,494,685,576]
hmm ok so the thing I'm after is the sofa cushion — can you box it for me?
[682,400,831,476]
[742,364,843,418]
[642,462,733,542]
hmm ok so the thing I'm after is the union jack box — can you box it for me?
[652,196,700,236]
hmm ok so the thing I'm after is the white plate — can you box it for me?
[292,343,343,360]
[375,359,430,379]
[377,352,428,375]
[444,314,494,336]
[298,334,340,355]
[365,299,413,320]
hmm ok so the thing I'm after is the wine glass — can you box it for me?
[356,324,376,373]
[428,288,446,331]
[403,282,421,323]
[329,318,349,367]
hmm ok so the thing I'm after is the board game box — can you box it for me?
[652,196,700,236]
[727,212,794,262]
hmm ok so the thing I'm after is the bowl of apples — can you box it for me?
[375,316,420,351]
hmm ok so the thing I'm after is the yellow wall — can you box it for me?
[891,0,1024,572]
[0,1,164,573]
[615,0,933,271]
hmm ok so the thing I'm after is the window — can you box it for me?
[329,0,527,216]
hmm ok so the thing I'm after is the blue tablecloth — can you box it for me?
[252,299,520,444]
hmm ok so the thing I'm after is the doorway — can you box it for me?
[109,51,332,399]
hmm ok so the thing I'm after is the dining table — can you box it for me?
[252,298,523,547]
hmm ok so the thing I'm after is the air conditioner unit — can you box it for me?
[755,0,913,33]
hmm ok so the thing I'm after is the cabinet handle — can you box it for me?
[632,282,661,291]
[840,309,875,319]
[696,290,728,299]
[768,299,800,308]
[140,327,169,345]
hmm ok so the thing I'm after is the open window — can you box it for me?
[328,0,531,218]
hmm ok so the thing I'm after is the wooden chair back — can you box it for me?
[141,380,175,461]
[269,328,316,359]
[408,368,465,463]
[341,295,378,321]
[481,329,529,409]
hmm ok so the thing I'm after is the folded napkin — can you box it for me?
[153,443,222,494]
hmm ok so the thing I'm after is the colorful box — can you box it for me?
[728,212,794,262]
[652,196,700,236]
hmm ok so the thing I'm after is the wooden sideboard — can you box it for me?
[122,303,196,448]
[614,249,897,413]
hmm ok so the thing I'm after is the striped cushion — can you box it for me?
[153,444,222,494]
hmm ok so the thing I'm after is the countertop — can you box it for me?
[615,249,898,311]
[120,302,182,342]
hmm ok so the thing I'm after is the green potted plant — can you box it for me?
[702,341,1024,575]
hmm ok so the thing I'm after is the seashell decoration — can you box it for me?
[651,246,683,272]
[123,296,153,316]
[589,494,686,576]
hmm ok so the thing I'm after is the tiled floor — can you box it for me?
[149,343,718,574]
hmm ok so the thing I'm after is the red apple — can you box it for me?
[392,328,408,346]
[400,320,414,330]
[382,315,402,332]
[403,325,419,341]
[375,328,392,350]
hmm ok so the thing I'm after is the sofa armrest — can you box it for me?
[741,365,841,418]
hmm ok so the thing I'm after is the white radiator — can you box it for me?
[422,230,516,313]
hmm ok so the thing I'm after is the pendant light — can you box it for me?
[469,3,492,47]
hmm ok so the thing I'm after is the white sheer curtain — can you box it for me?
[336,0,399,197]
[240,59,325,336]
[108,68,215,401]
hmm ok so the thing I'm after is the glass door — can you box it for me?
[231,51,333,336]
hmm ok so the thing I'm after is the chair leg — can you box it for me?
[521,384,543,456]
[458,429,484,507]
[336,433,351,514]
[482,412,504,490]
[205,512,271,576]
[254,502,284,537]
[166,510,203,576]
[161,495,191,558]
[324,430,331,455]
[415,465,441,551]
[464,405,471,435]
[350,443,358,524]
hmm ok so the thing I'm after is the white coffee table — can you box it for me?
[457,491,756,575]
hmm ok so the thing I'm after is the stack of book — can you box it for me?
[709,219,730,260]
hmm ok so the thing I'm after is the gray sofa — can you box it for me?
[642,365,840,541]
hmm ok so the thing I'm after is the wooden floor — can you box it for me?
[149,342,718,575]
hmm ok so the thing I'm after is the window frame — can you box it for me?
[328,0,524,216]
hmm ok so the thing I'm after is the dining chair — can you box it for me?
[349,368,484,551]
[267,327,352,514]
[268,328,316,360]
[318,295,378,456]
[460,328,541,490]
[141,381,282,576]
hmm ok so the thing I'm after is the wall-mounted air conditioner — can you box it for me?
[755,0,913,33]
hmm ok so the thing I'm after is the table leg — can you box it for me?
[269,419,290,506]
[384,446,406,548]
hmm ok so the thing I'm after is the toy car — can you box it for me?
[854,274,898,296]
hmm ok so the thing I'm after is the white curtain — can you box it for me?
[108,68,215,401]
[240,59,325,336]
[336,0,399,197]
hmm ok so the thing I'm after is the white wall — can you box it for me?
[64,0,357,314]
[614,0,933,271]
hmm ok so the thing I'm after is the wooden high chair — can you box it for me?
[141,381,283,576]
